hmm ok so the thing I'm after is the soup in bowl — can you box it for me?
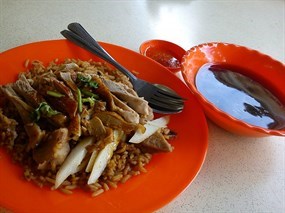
[181,42,285,137]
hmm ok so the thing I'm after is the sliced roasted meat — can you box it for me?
[52,77,75,99]
[37,77,78,118]
[94,111,138,134]
[0,85,46,150]
[102,78,154,122]
[33,128,70,170]
[59,72,78,92]
[102,78,137,97]
[112,94,140,124]
[12,74,67,127]
[47,95,78,118]
[1,85,34,124]
[0,109,18,145]
[47,113,68,128]
[86,115,106,140]
[87,127,113,153]
[13,73,45,107]
[68,113,81,141]
[138,131,173,153]
[60,62,80,72]
[25,123,46,151]
[90,75,116,110]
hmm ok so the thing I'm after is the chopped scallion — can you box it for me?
[77,88,82,113]
[77,74,99,89]
[82,97,96,107]
[81,89,99,99]
[47,90,65,98]
[32,102,59,121]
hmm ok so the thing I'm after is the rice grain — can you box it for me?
[92,189,104,197]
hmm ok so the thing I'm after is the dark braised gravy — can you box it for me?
[195,63,285,130]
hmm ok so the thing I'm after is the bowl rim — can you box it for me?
[181,41,285,137]
[139,39,186,72]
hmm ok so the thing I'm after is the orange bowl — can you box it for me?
[181,42,285,137]
[139,39,186,73]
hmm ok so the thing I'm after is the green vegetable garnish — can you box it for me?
[47,90,65,98]
[77,88,82,113]
[77,74,99,89]
[82,97,96,107]
[81,89,99,99]
[32,102,59,121]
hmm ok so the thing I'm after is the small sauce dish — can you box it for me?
[181,42,285,137]
[139,39,186,73]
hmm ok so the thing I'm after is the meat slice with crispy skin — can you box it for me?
[138,131,173,153]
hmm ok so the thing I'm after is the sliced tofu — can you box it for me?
[54,136,94,188]
[87,130,123,185]
[129,116,169,144]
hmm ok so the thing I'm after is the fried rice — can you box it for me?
[0,58,175,196]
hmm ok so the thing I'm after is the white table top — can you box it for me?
[1,0,284,212]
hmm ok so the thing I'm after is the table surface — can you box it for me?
[1,0,284,212]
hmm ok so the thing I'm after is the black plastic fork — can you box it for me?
[61,23,185,113]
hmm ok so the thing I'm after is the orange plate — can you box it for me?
[0,40,208,212]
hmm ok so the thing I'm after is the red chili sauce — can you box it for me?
[145,47,181,69]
